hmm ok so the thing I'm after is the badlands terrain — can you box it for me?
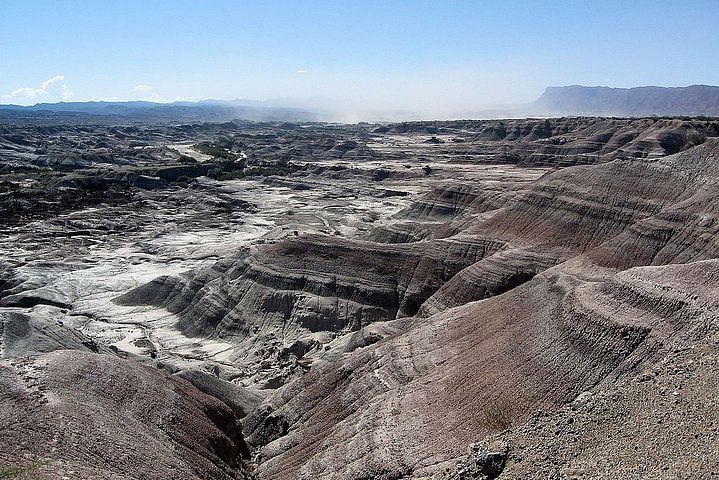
[1,116,719,479]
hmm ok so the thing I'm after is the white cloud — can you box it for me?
[2,74,73,104]
[296,70,308,74]
[61,84,73,100]
[141,92,168,102]
[4,87,45,100]
[41,75,65,89]
[174,95,201,102]
[130,84,168,103]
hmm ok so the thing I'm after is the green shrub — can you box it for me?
[479,399,513,431]
[207,167,224,179]
[0,466,24,479]
[0,461,48,479]
[179,154,197,164]
[193,141,239,160]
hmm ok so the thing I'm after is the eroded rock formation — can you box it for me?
[1,118,718,479]
[0,350,252,479]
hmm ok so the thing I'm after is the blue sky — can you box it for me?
[1,0,718,115]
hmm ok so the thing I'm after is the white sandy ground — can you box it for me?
[167,143,213,163]
[0,174,416,367]
[1,158,547,382]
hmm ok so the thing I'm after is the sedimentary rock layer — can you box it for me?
[117,234,503,339]
[0,350,251,479]
[235,141,719,478]
[2,119,718,479]
[245,258,719,479]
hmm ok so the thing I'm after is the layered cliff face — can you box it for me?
[116,234,504,340]
[378,117,719,167]
[421,140,718,314]
[236,140,719,478]
[244,258,719,479]
[120,140,718,356]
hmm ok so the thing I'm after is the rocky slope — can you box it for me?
[234,140,719,479]
[477,330,719,480]
[244,258,719,479]
[0,350,251,479]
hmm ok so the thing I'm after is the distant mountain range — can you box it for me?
[1,85,718,123]
[533,84,719,117]
[0,100,319,124]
